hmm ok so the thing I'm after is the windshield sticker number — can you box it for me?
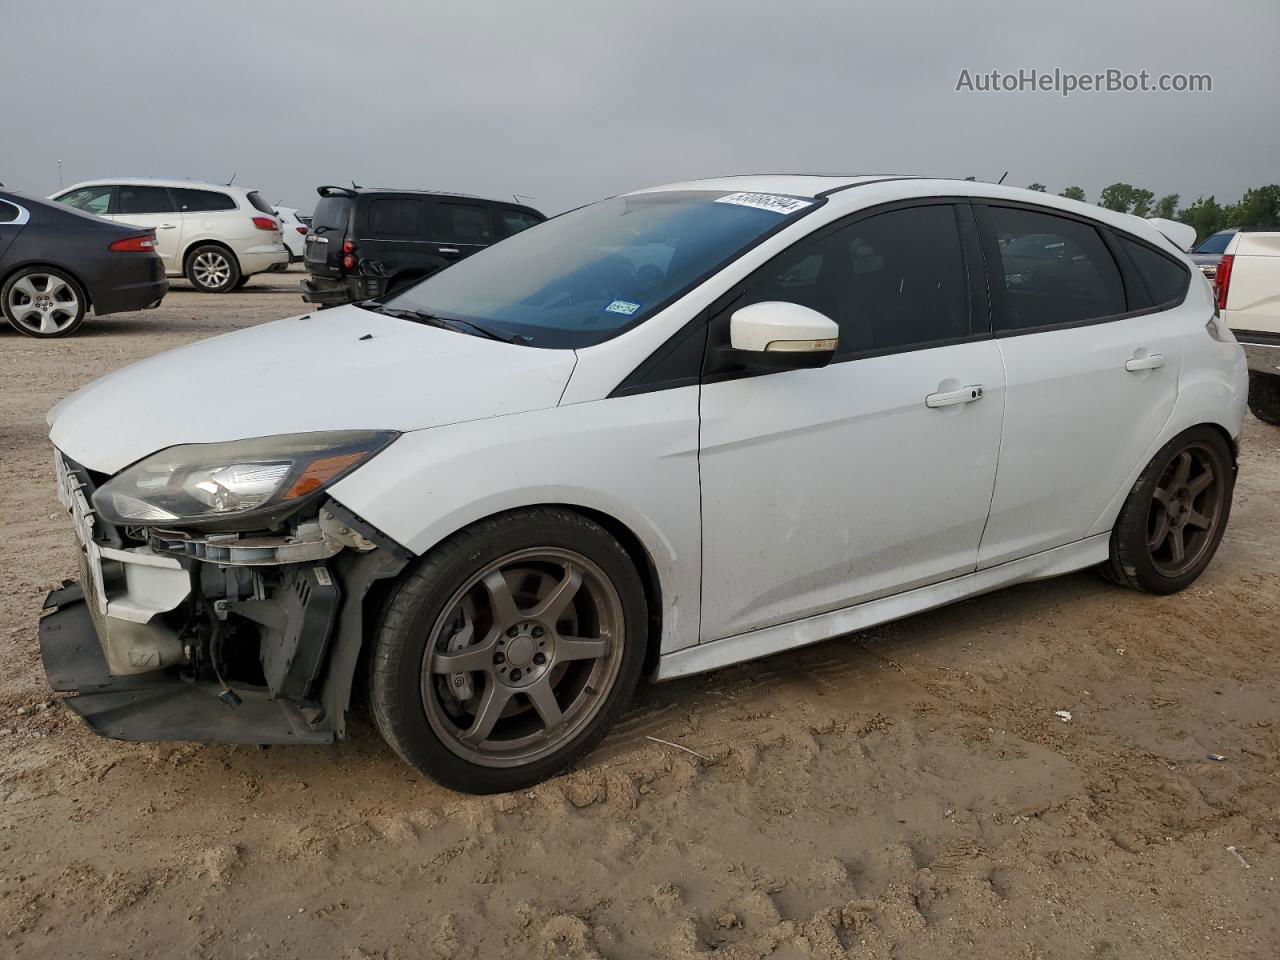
[604,299,642,317]
[714,192,814,215]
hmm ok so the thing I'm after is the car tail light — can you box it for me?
[296,226,307,235]
[109,235,157,253]
[252,216,278,231]
[1214,254,1234,311]
[342,240,355,254]
[341,239,356,270]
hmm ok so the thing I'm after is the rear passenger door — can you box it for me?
[436,200,494,264]
[113,185,182,272]
[361,195,433,286]
[975,203,1184,568]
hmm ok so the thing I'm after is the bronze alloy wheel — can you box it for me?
[419,547,626,768]
[1146,441,1227,578]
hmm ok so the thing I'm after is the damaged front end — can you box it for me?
[40,448,410,746]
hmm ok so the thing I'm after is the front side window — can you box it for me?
[117,186,174,215]
[368,198,423,236]
[739,204,970,357]
[988,206,1125,330]
[439,202,493,244]
[1121,237,1190,306]
[57,185,113,216]
[383,190,819,348]
[172,188,236,212]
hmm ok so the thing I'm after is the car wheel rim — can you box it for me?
[420,547,626,768]
[1147,442,1225,578]
[6,273,79,334]
[192,252,231,288]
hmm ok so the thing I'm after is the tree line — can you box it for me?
[1018,181,1280,243]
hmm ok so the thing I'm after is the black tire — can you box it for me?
[368,507,648,794]
[1248,372,1280,425]
[1,266,88,338]
[233,274,251,290]
[185,244,241,293]
[1100,426,1235,594]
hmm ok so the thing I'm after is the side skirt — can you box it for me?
[654,534,1110,681]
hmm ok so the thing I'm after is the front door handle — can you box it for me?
[438,247,460,256]
[926,384,984,408]
[1125,353,1165,372]
[158,223,177,229]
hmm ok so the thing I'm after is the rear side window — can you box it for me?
[367,198,423,236]
[742,203,970,357]
[1121,237,1190,306]
[58,185,114,216]
[439,202,493,244]
[988,206,1125,330]
[0,200,19,223]
[245,191,276,215]
[172,188,236,212]
[118,186,174,215]
[496,208,542,238]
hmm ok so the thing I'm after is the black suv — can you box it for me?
[300,186,545,306]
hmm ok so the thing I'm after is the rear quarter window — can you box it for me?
[1121,237,1190,306]
[0,200,19,223]
[173,188,236,212]
[367,198,424,236]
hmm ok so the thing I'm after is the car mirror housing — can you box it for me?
[729,301,839,369]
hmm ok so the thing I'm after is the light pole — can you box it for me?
[57,160,63,189]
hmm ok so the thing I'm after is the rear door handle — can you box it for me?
[1125,353,1165,372]
[438,247,460,256]
[926,385,984,408]
[158,224,177,229]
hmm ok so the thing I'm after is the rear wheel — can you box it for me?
[1101,426,1234,594]
[185,245,240,293]
[2,267,87,337]
[368,508,647,794]
[1248,372,1280,425]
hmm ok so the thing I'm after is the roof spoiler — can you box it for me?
[1145,217,1197,253]
[317,185,358,199]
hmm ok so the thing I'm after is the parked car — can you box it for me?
[274,205,308,263]
[51,179,288,293]
[1213,230,1280,423]
[41,176,1247,793]
[300,185,544,306]
[1190,228,1238,279]
[1,189,167,338]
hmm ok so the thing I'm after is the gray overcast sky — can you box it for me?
[2,0,1277,215]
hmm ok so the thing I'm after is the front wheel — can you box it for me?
[1100,426,1234,594]
[368,508,648,794]
[1248,372,1280,425]
[185,245,241,293]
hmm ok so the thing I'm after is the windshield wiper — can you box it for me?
[356,302,526,344]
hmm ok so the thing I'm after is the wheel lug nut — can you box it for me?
[506,626,518,638]
[494,653,505,664]
[531,626,544,638]
[533,653,546,665]
[509,669,522,681]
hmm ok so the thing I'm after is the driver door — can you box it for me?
[698,201,1006,641]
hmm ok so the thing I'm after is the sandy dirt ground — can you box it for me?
[1,272,1278,959]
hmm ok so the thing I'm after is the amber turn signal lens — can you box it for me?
[282,452,365,499]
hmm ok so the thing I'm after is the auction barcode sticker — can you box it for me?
[714,192,814,215]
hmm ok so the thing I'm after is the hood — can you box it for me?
[49,305,578,474]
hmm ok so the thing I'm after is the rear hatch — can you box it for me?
[305,194,354,278]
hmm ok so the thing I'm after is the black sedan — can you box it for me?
[0,189,168,338]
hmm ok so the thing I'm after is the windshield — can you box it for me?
[379,189,820,347]
[1194,231,1233,255]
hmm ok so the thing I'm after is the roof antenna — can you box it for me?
[996,171,1009,185]
[513,193,536,204]
[225,172,237,186]
[352,179,362,189]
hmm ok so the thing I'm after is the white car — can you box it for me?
[41,176,1248,793]
[51,178,288,292]
[274,205,308,263]
[1213,230,1280,424]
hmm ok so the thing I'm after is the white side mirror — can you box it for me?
[730,301,839,368]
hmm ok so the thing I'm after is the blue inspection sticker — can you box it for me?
[604,299,642,317]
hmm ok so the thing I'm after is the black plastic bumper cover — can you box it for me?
[40,582,334,746]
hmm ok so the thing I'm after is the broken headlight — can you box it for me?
[92,431,397,529]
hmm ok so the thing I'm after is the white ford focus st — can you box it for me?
[42,176,1248,793]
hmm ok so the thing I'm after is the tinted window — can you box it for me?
[440,202,493,244]
[497,209,542,238]
[172,188,236,212]
[741,204,970,357]
[245,191,275,215]
[1194,231,1234,255]
[0,200,18,224]
[57,185,113,216]
[311,197,351,233]
[118,186,174,215]
[368,198,422,236]
[988,206,1125,330]
[1122,237,1189,305]
[384,190,812,348]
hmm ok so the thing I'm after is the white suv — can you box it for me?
[51,179,288,292]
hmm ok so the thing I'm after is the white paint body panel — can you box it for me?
[1222,231,1280,336]
[46,176,1249,677]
